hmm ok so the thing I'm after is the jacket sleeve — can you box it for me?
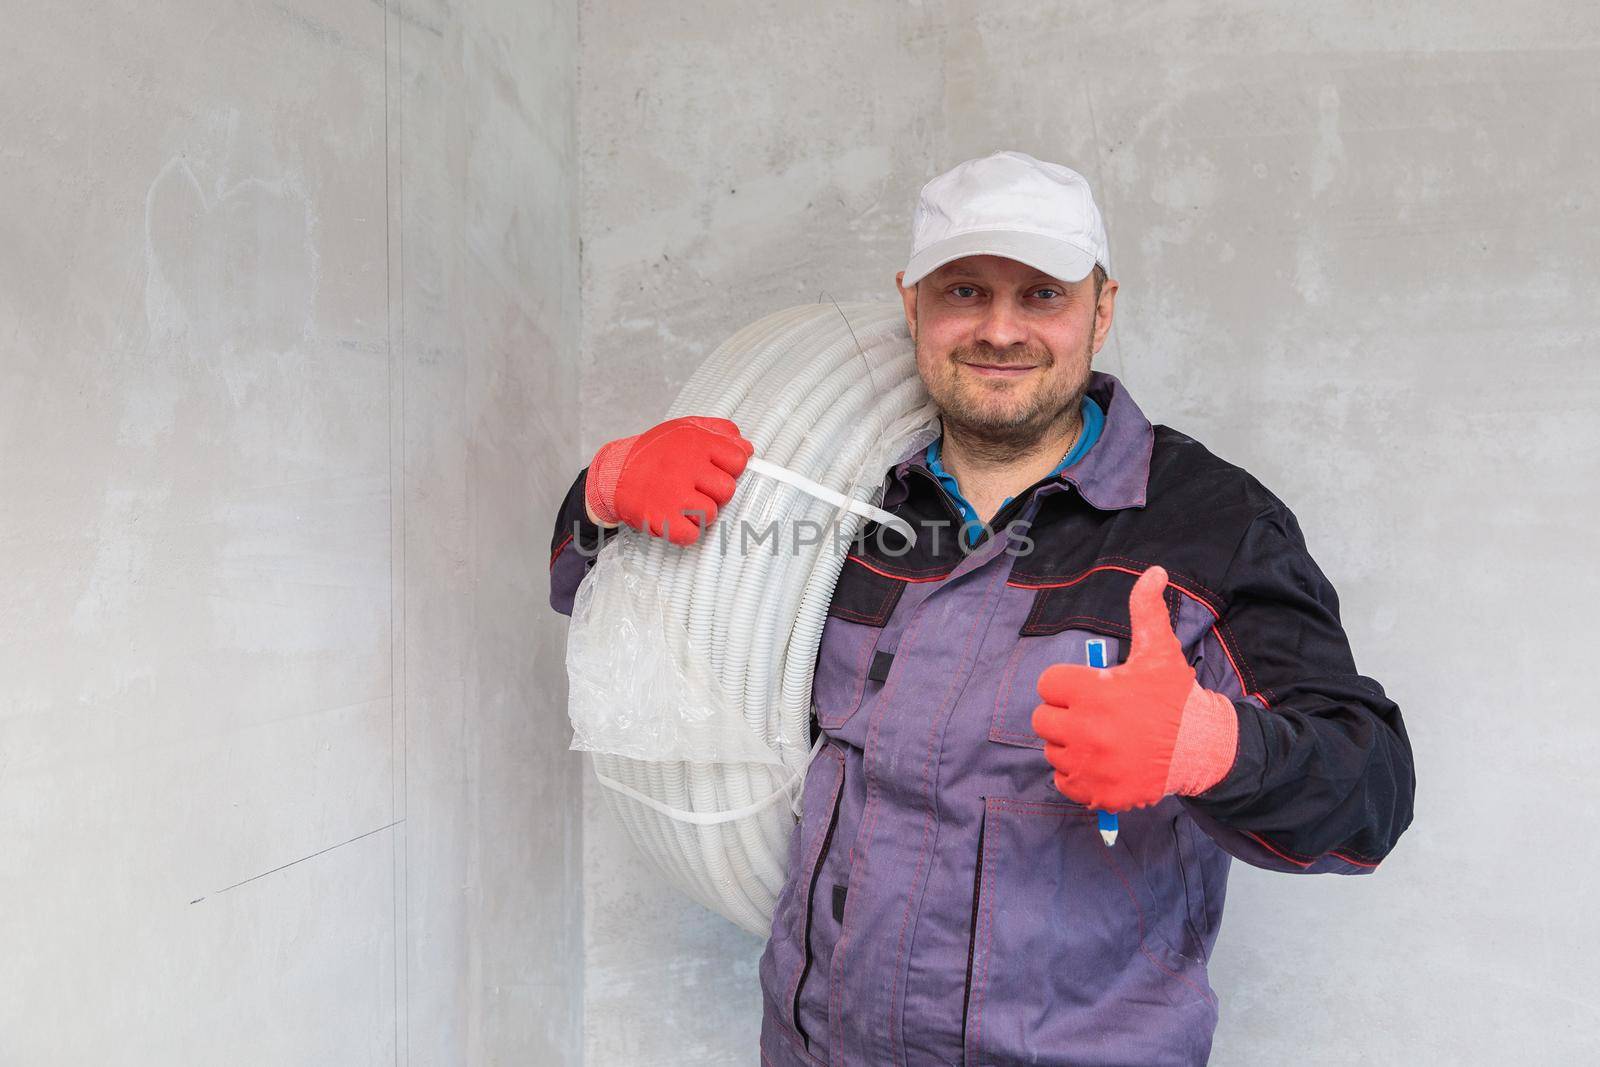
[1180,502,1416,875]
[548,467,619,617]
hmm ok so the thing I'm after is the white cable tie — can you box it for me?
[592,731,828,827]
[745,455,915,548]
[594,762,804,826]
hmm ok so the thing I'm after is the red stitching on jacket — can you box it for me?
[988,798,1093,817]
[1013,564,1272,709]
[877,576,900,623]
[1025,613,1130,637]
[832,581,940,1053]
[989,728,1046,747]
[1242,829,1380,870]
[1195,628,1387,868]
[1022,586,1050,631]
[887,565,1004,1066]
[784,746,846,1036]
[765,1011,831,1067]
[1204,623,1270,709]
[549,531,573,571]
[1088,820,1217,1007]
[829,563,908,626]
[979,800,1216,1009]
[1096,554,1226,608]
[1006,558,1289,711]
[1006,562,1141,590]
[1331,851,1380,868]
[846,553,952,582]
[1213,618,1259,693]
[989,643,1028,743]
[1007,560,1287,711]
[828,605,885,625]
[819,627,878,730]
[967,798,1001,1061]
[1025,566,1271,711]
[1008,563,1220,620]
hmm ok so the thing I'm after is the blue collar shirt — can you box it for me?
[924,394,1106,547]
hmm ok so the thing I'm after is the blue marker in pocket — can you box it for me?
[1085,638,1119,847]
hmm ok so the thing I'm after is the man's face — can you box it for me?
[897,255,1116,450]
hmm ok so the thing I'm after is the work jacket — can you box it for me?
[548,370,1415,1067]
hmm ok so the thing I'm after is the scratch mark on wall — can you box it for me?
[188,818,403,904]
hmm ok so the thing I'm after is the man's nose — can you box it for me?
[973,295,1029,353]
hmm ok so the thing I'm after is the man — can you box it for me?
[549,150,1415,1066]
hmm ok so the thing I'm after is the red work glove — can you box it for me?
[585,416,754,547]
[1031,565,1239,812]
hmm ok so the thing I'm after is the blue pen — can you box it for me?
[1085,638,1119,847]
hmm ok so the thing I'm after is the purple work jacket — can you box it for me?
[548,371,1414,1067]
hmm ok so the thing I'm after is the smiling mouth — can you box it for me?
[961,362,1039,378]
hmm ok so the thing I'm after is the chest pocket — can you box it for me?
[989,566,1182,748]
[812,556,912,733]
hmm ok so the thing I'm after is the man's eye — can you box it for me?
[1034,288,1061,299]
[950,285,978,298]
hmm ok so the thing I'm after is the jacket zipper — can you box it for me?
[1171,819,1207,963]
[792,786,846,1051]
[959,800,987,1050]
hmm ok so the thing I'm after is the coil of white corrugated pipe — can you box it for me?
[581,300,936,935]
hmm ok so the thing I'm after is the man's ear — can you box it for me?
[897,271,917,341]
[1091,277,1118,354]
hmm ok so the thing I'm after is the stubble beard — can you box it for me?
[923,337,1094,460]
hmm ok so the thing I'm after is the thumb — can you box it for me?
[1125,565,1184,666]
[1035,661,1107,707]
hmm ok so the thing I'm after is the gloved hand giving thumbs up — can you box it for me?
[1031,565,1240,812]
[584,416,754,547]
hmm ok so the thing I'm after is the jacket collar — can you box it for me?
[885,369,1153,512]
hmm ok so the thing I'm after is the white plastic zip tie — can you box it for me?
[593,733,826,827]
[745,455,917,549]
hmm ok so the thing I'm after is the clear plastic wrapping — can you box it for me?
[565,530,786,766]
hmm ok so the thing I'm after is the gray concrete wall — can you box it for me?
[0,1,581,1063]
[577,2,1600,1063]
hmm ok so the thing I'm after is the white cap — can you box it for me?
[901,150,1112,288]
